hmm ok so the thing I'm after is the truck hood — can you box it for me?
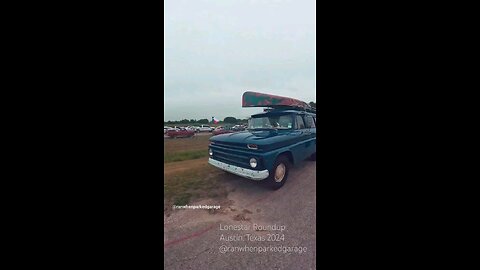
[210,130,303,147]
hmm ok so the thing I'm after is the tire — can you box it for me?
[309,152,316,161]
[265,155,290,190]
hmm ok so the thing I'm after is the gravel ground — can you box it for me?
[164,159,316,270]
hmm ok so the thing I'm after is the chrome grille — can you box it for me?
[210,145,252,168]
[211,141,247,151]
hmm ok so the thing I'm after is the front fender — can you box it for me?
[261,137,316,170]
[262,150,293,171]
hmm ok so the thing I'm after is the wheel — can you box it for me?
[309,152,316,161]
[265,155,290,190]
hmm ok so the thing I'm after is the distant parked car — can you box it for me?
[167,127,195,138]
[190,126,201,132]
[196,125,214,132]
[164,126,173,134]
[212,126,235,135]
[232,125,246,131]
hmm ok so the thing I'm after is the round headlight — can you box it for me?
[249,158,257,168]
[209,149,213,156]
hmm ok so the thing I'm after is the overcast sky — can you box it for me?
[164,0,316,121]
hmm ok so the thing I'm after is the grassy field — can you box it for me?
[164,149,208,163]
[164,134,211,163]
[164,159,226,204]
[164,134,228,214]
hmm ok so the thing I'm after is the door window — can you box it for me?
[295,115,305,129]
[304,115,315,128]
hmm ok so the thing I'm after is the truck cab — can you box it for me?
[208,92,316,189]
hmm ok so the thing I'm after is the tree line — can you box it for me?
[164,117,248,125]
[164,101,315,125]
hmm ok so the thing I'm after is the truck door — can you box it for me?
[294,115,312,160]
[302,115,316,156]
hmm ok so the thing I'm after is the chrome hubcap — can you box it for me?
[274,163,286,182]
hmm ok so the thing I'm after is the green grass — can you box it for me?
[164,166,226,211]
[164,149,208,163]
[174,193,192,205]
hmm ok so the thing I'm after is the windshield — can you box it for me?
[248,114,293,130]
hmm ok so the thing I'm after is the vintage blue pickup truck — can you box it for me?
[208,91,316,189]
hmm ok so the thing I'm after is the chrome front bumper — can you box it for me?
[208,158,269,181]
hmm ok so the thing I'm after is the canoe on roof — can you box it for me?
[242,91,313,111]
